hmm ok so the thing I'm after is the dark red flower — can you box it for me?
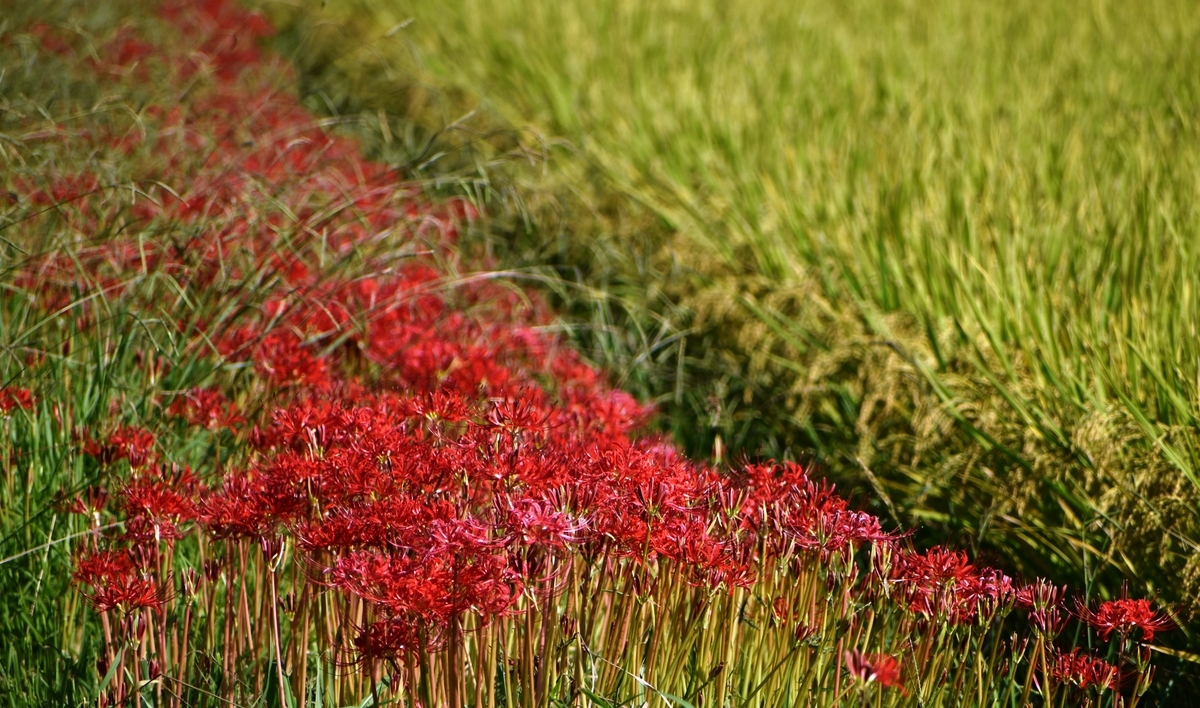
[1077,598,1173,642]
[352,616,440,662]
[74,550,166,612]
[505,499,585,549]
[73,550,135,587]
[891,546,1011,623]
[254,330,329,390]
[1053,648,1120,691]
[57,486,109,518]
[843,650,905,693]
[85,426,157,468]
[86,576,167,613]
[168,387,243,430]
[0,387,34,413]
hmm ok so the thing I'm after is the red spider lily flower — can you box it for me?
[771,596,789,621]
[74,550,167,612]
[890,546,1010,623]
[329,543,520,621]
[408,390,476,424]
[119,475,199,522]
[505,499,587,549]
[56,486,109,518]
[52,1,1186,701]
[28,24,73,55]
[103,33,157,69]
[73,550,135,587]
[122,515,185,545]
[486,394,551,432]
[1076,598,1174,642]
[117,471,201,544]
[1053,648,1120,691]
[843,650,905,693]
[167,387,243,430]
[84,426,157,468]
[794,623,817,643]
[0,387,34,413]
[254,330,330,390]
[1016,580,1067,636]
[353,616,444,662]
[200,473,307,540]
[85,575,168,613]
[294,496,433,551]
[962,568,1015,622]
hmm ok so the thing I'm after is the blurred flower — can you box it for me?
[0,387,34,413]
[843,650,905,693]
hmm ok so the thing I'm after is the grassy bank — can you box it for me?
[262,0,1200,615]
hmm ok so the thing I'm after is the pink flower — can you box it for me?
[1016,580,1067,636]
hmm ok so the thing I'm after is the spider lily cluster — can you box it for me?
[2,0,1173,706]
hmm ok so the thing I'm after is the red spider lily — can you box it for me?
[731,462,895,563]
[58,485,110,518]
[771,596,789,621]
[1052,648,1120,691]
[117,470,202,544]
[85,576,168,613]
[102,31,157,69]
[122,514,186,545]
[1016,580,1067,636]
[504,499,587,549]
[0,387,34,413]
[328,546,520,621]
[408,390,477,424]
[74,550,167,612]
[85,426,157,468]
[74,550,136,587]
[890,547,1011,622]
[843,650,905,693]
[199,477,265,540]
[28,23,76,56]
[353,615,442,662]
[160,0,273,81]
[487,392,552,432]
[200,473,307,540]
[167,387,243,430]
[1076,597,1174,642]
[39,0,1176,701]
[254,330,330,390]
[794,623,818,643]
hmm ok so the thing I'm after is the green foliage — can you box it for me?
[260,0,1200,627]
